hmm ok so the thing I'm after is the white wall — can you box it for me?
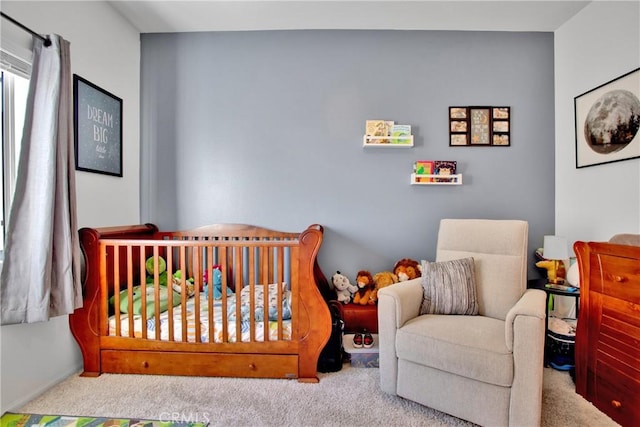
[555,1,640,248]
[0,1,140,412]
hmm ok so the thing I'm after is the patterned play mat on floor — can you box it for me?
[0,413,208,427]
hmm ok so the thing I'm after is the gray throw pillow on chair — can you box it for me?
[420,258,479,315]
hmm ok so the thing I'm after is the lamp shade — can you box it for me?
[543,235,569,260]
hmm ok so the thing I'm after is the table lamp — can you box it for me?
[543,235,569,284]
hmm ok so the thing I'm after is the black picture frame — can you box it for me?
[449,106,510,146]
[73,74,123,177]
[574,67,640,168]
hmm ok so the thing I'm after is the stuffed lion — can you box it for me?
[370,271,399,304]
[393,258,422,282]
[353,270,376,305]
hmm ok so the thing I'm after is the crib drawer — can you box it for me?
[101,350,299,379]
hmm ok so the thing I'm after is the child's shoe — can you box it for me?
[363,332,374,349]
[353,333,363,348]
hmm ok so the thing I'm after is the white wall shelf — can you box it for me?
[363,135,413,147]
[411,173,463,185]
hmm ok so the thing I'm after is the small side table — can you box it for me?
[527,278,580,366]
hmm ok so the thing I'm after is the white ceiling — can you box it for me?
[107,0,591,33]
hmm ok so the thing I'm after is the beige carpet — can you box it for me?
[17,366,618,426]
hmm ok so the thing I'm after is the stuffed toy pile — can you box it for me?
[334,258,421,306]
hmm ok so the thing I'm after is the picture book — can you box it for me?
[365,120,393,143]
[391,124,411,144]
[414,160,434,182]
[434,160,457,182]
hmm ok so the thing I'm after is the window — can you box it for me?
[1,69,30,254]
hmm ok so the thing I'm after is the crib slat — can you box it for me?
[124,246,133,337]
[113,247,121,336]
[234,245,243,343]
[207,248,214,344]
[166,245,175,341]
[277,245,284,341]
[137,247,144,339]
[179,245,187,341]
[220,246,229,343]
[193,244,202,343]
[248,245,256,343]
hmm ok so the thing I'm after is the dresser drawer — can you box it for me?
[594,361,640,427]
[598,254,640,303]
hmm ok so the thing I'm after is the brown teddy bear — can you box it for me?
[370,271,399,304]
[393,258,422,282]
[353,270,376,305]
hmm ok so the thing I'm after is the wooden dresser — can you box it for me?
[574,241,640,427]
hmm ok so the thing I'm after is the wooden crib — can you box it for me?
[69,223,331,383]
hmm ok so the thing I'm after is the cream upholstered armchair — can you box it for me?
[378,219,546,427]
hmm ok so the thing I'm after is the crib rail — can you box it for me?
[100,237,300,345]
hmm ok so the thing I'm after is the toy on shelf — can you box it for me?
[332,271,358,304]
[370,271,399,304]
[393,258,422,282]
[353,270,376,305]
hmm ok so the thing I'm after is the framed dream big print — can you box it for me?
[575,67,640,168]
[73,74,123,176]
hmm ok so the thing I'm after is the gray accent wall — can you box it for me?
[141,30,555,280]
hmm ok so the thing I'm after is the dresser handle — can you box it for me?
[611,400,622,409]
[612,275,627,283]
[248,363,256,370]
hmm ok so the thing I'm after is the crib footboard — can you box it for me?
[69,223,331,382]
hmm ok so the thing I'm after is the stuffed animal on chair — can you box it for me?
[332,271,358,304]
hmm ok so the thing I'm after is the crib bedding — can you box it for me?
[109,284,292,343]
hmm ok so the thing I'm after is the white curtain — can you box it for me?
[0,34,82,324]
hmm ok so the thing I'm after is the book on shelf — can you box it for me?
[434,160,457,182]
[390,124,412,144]
[365,120,393,143]
[413,160,434,182]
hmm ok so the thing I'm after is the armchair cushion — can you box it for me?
[420,257,478,315]
[396,315,513,386]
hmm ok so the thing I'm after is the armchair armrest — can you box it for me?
[504,288,546,351]
[505,288,546,426]
[378,277,423,396]
[378,278,423,328]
